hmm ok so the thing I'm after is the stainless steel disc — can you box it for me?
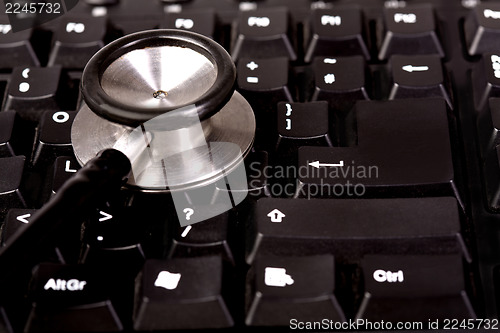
[71,91,255,192]
[101,46,217,110]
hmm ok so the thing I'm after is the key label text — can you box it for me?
[265,267,294,287]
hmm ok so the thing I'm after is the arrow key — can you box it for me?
[388,55,452,108]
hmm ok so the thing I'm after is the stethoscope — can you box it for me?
[72,29,255,193]
[0,29,256,272]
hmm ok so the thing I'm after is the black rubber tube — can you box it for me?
[0,149,131,276]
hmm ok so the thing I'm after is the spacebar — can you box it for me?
[246,197,468,263]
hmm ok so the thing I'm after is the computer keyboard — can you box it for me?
[1,0,500,331]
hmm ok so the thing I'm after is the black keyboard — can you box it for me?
[1,0,500,332]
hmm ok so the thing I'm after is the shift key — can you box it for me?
[246,197,468,264]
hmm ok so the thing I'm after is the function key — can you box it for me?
[357,254,476,320]
[245,254,345,326]
[48,16,107,69]
[83,0,118,4]
[134,257,234,330]
[388,55,452,108]
[107,0,163,35]
[464,3,500,56]
[0,19,39,68]
[305,7,369,62]
[162,10,216,39]
[378,4,444,60]
[231,7,297,61]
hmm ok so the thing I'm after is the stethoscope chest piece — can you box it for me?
[71,30,255,192]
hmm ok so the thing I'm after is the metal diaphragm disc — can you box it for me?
[71,91,255,192]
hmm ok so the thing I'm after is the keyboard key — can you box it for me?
[162,10,216,38]
[0,20,39,68]
[108,0,163,35]
[238,56,291,94]
[1,209,66,264]
[247,197,466,263]
[464,3,500,56]
[1,209,38,246]
[0,156,26,220]
[3,66,63,122]
[296,99,460,203]
[246,254,345,326]
[231,8,297,61]
[237,57,293,115]
[477,98,500,156]
[311,56,369,111]
[472,54,500,110]
[304,7,369,62]
[134,256,234,330]
[356,254,476,320]
[483,145,500,210]
[246,151,272,198]
[378,4,444,60]
[31,111,76,167]
[84,0,118,5]
[81,206,147,277]
[0,307,12,333]
[48,16,107,69]
[277,101,331,139]
[388,55,452,108]
[50,156,81,196]
[275,101,333,160]
[0,111,16,157]
[25,263,123,332]
[169,210,234,262]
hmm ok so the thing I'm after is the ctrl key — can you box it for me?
[24,264,123,332]
[356,254,476,321]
